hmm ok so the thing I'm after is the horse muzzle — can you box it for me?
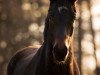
[52,39,69,62]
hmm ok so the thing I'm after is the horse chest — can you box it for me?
[46,63,70,75]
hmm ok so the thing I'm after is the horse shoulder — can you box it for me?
[7,45,41,75]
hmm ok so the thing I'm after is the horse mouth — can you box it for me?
[52,45,69,63]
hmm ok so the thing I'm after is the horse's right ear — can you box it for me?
[50,0,53,1]
[50,0,56,4]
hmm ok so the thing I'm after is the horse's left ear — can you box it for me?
[50,0,56,5]
[68,0,77,5]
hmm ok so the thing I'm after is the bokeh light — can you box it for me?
[0,41,7,49]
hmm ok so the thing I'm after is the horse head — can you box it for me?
[44,0,77,64]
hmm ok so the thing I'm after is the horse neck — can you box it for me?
[42,34,75,75]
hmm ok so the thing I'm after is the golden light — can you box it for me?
[40,6,49,15]
[41,0,50,5]
[22,3,31,11]
[15,32,23,42]
[83,33,93,41]
[92,0,100,31]
[30,39,41,46]
[92,17,100,30]
[92,0,100,69]
[31,41,40,46]
[28,23,39,32]
[82,56,96,71]
[95,33,100,47]
[32,2,39,10]
[92,4,100,15]
[0,41,7,48]
[39,24,44,33]
[81,40,94,54]
[79,0,100,75]
[34,11,41,18]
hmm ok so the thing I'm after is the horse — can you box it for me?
[7,0,80,75]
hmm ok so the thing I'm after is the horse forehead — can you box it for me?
[52,6,68,19]
[58,6,68,13]
[56,0,67,4]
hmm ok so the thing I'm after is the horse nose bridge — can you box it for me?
[54,28,67,48]
[55,27,66,40]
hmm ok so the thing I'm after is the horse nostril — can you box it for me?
[53,44,68,61]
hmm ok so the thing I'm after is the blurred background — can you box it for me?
[0,0,100,75]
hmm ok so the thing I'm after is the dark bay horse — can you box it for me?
[7,0,80,75]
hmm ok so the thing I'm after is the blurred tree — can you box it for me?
[87,0,100,75]
[77,0,82,74]
[87,0,97,75]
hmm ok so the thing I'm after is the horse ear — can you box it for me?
[50,0,77,5]
[68,0,77,4]
[50,0,56,4]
